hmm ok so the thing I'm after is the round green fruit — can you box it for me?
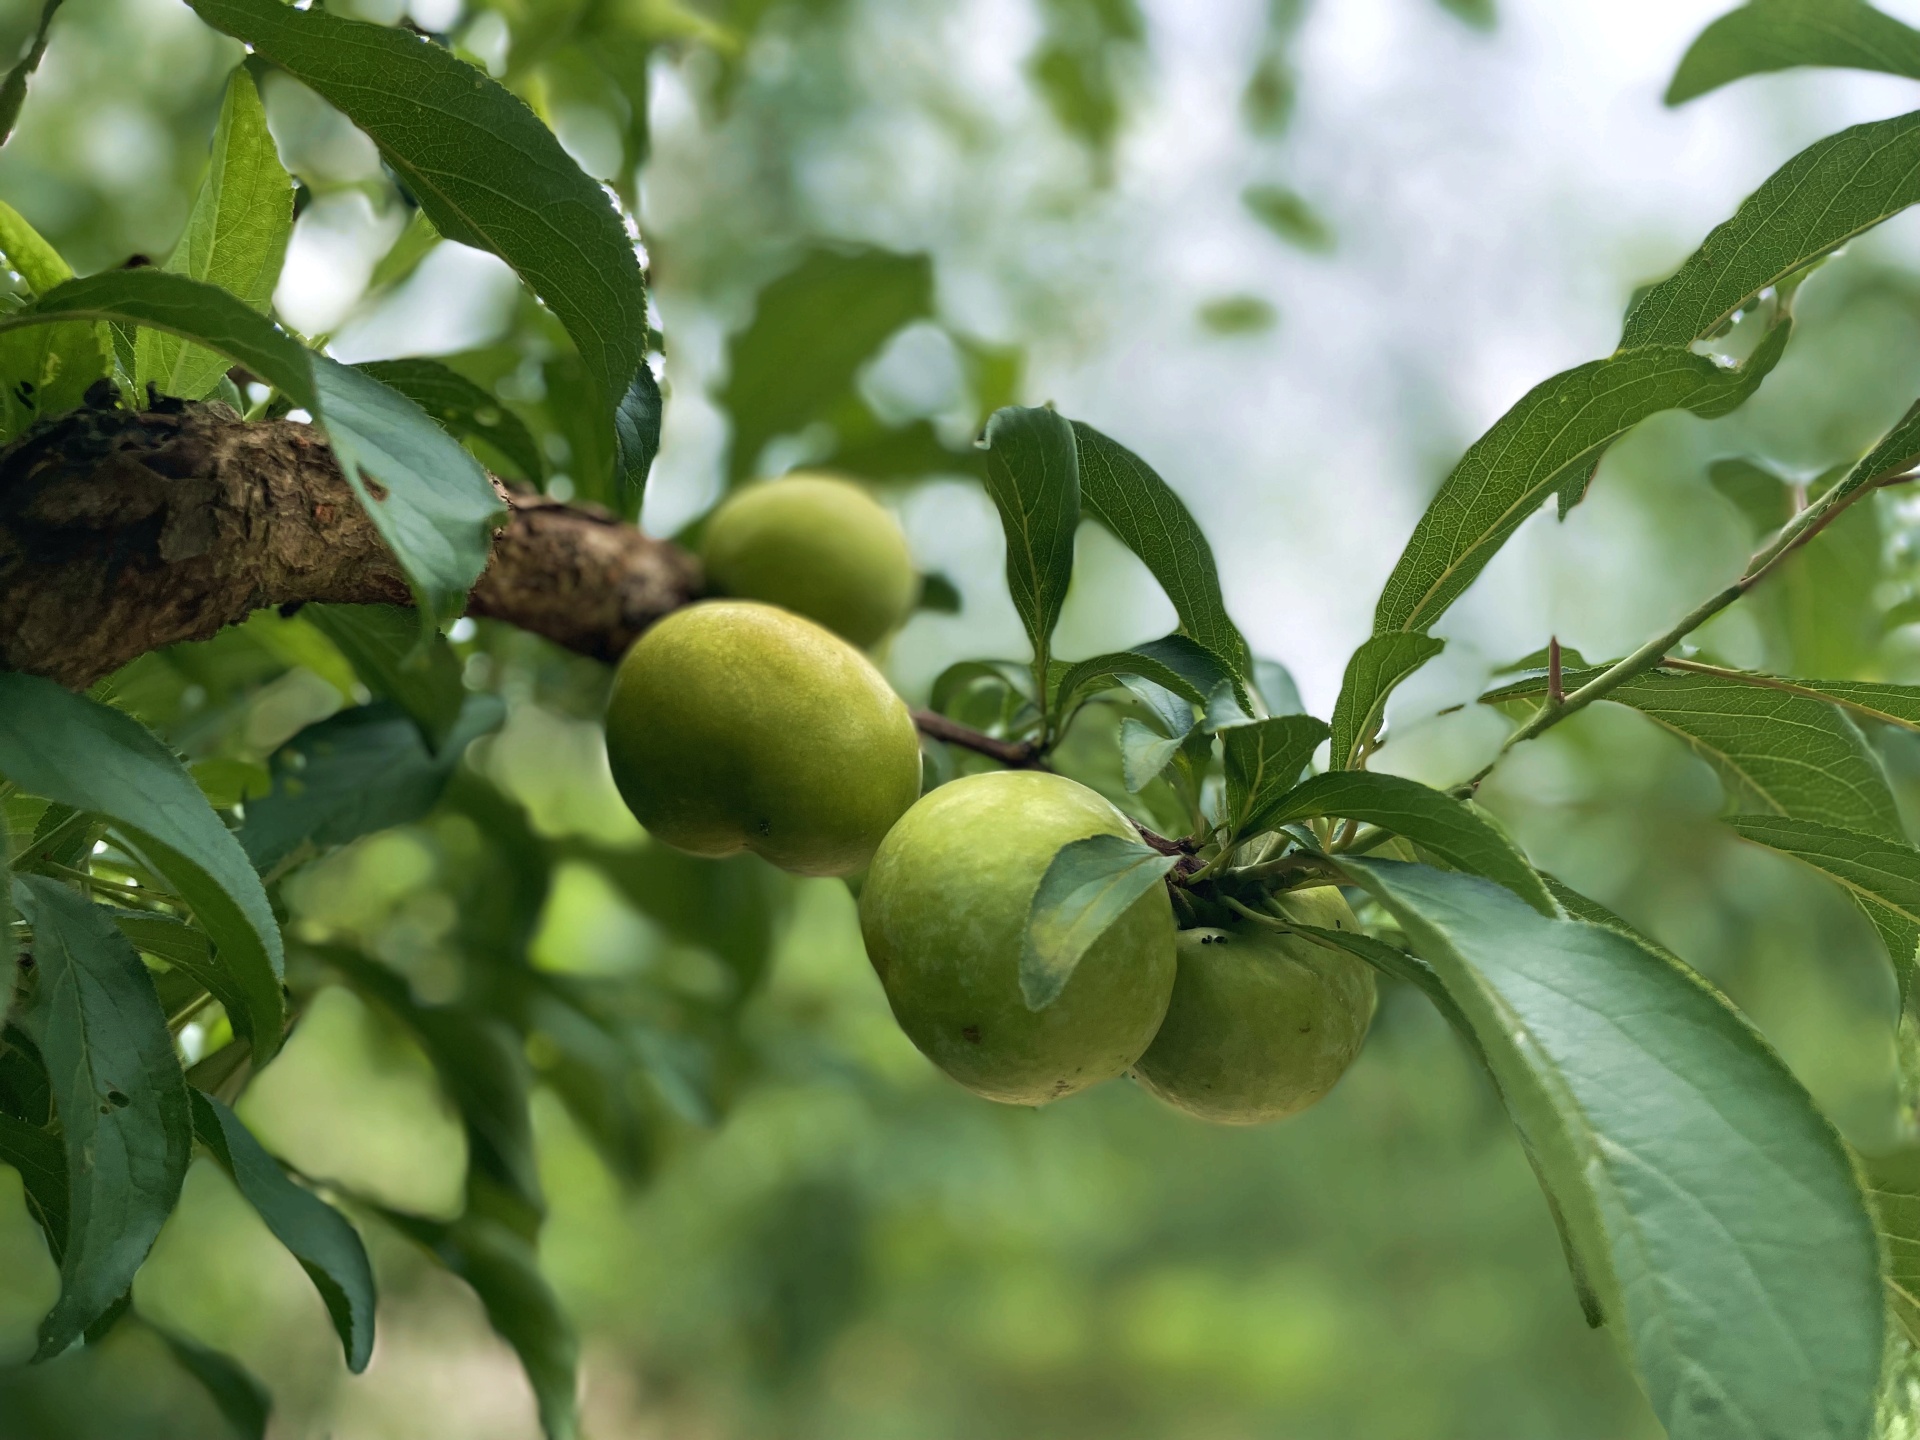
[701,473,918,649]
[1134,888,1376,1125]
[859,771,1177,1105]
[604,600,922,876]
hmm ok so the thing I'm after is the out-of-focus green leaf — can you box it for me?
[718,245,933,482]
[1708,456,1794,536]
[1196,295,1278,335]
[239,696,504,875]
[1725,815,1920,1003]
[1,824,11,1031]
[1328,633,1444,770]
[0,674,285,1060]
[1371,330,1790,637]
[1020,833,1173,1010]
[1071,420,1252,680]
[12,876,191,1360]
[365,208,440,296]
[1256,772,1554,912]
[191,1090,376,1373]
[1485,666,1904,839]
[0,198,103,445]
[0,1109,65,1256]
[1241,183,1333,251]
[0,0,61,147]
[981,406,1080,683]
[135,66,292,402]
[355,358,544,483]
[150,1318,272,1439]
[1334,858,1882,1440]
[302,604,469,752]
[1865,1148,1920,1348]
[186,0,660,499]
[1029,0,1143,159]
[1667,0,1920,104]
[1434,0,1495,27]
[1221,715,1329,837]
[0,272,505,625]
[916,573,962,614]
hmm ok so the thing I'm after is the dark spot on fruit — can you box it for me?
[1297,1023,1312,1034]
[757,817,772,837]
[961,1025,982,1044]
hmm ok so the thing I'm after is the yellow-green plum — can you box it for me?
[859,771,1176,1105]
[701,473,918,649]
[604,600,921,876]
[1134,888,1376,1125]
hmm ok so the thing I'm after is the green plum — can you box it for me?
[604,600,922,876]
[859,771,1177,1105]
[701,473,919,649]
[1134,887,1376,1125]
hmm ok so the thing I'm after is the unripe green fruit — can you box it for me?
[604,600,922,876]
[1134,888,1376,1125]
[859,771,1177,1105]
[701,474,918,649]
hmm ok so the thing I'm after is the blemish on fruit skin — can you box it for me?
[961,1025,982,1044]
[757,817,772,837]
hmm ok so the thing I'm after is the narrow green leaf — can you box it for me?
[191,1090,375,1372]
[185,0,659,497]
[0,198,104,446]
[0,197,71,293]
[239,696,504,874]
[1071,419,1252,678]
[1019,834,1175,1010]
[379,1202,578,1440]
[1624,110,1920,349]
[1371,331,1789,636]
[1328,633,1444,770]
[1241,183,1334,251]
[150,1318,272,1440]
[0,0,62,146]
[1826,394,1920,509]
[1221,714,1330,837]
[1338,858,1882,1440]
[0,272,505,624]
[1257,772,1554,913]
[1724,815,1920,1002]
[1119,717,1184,792]
[1864,1147,1920,1348]
[1667,0,1920,104]
[12,876,191,1360]
[1052,634,1231,716]
[355,358,545,483]
[302,605,469,752]
[108,911,253,1047]
[1485,666,1905,840]
[981,405,1080,677]
[0,674,285,1060]
[136,66,292,402]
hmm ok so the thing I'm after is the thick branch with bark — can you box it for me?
[0,396,702,689]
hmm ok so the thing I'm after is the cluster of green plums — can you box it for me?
[603,474,1376,1122]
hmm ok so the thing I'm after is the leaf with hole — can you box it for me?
[1667,0,1920,104]
[0,674,285,1060]
[11,876,191,1360]
[1020,834,1176,1010]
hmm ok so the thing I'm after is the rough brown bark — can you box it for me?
[0,395,702,689]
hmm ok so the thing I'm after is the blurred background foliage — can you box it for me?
[5,0,1920,1435]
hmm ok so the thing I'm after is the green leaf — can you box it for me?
[355,358,545,484]
[1119,717,1185,793]
[0,674,285,1061]
[1240,183,1334,252]
[1,824,11,1031]
[1256,772,1555,913]
[1667,0,1920,104]
[185,0,659,499]
[1028,0,1143,158]
[302,604,469,752]
[980,406,1080,681]
[0,1109,66,1257]
[12,876,191,1360]
[718,244,932,482]
[916,572,962,614]
[1724,815,1920,1003]
[1019,833,1175,1010]
[150,1318,272,1440]
[0,271,505,624]
[1825,394,1920,509]
[1624,110,1920,349]
[1336,858,1882,1440]
[379,1202,578,1440]
[0,0,62,147]
[191,1090,375,1372]
[1070,419,1252,679]
[1371,332,1790,637]
[0,197,71,294]
[1328,633,1444,770]
[0,199,105,446]
[1221,714,1329,837]
[1708,457,1794,536]
[1052,634,1231,717]
[108,911,255,1049]
[1485,665,1905,840]
[1865,1147,1920,1348]
[239,696,504,875]
[135,66,292,403]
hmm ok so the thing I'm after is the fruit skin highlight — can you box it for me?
[701,473,918,649]
[1134,887,1376,1125]
[604,600,922,877]
[859,770,1177,1105]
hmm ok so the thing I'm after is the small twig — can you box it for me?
[910,710,1046,768]
[41,862,147,900]
[1547,636,1564,706]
